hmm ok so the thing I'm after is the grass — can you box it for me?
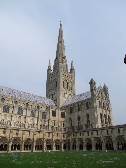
[0,151,126,168]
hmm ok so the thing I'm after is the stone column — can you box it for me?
[113,141,117,150]
[76,139,79,151]
[91,138,95,151]
[43,140,46,152]
[101,139,106,151]
[53,141,55,151]
[21,141,24,152]
[7,142,12,153]
[32,140,36,152]
[70,140,73,150]
[83,138,86,151]
[83,142,86,151]
[60,142,64,151]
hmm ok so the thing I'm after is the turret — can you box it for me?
[47,59,52,74]
[89,78,96,97]
[103,84,109,98]
[70,61,75,75]
[89,78,96,108]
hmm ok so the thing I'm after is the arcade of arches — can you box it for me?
[0,135,125,152]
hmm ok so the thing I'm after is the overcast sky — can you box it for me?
[0,0,126,125]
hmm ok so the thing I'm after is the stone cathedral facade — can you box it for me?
[0,23,126,152]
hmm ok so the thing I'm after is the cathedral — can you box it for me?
[0,22,126,152]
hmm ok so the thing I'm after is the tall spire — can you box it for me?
[56,21,65,62]
[53,21,67,72]
[60,20,62,30]
[46,22,76,108]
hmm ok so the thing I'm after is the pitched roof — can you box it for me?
[0,86,55,106]
[63,86,103,107]
[63,91,91,107]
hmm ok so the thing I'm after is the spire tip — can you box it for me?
[60,20,62,29]
[48,59,51,70]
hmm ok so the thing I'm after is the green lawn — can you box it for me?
[0,151,126,168]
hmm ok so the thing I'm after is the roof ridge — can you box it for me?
[63,91,91,107]
[0,86,45,98]
[0,86,55,106]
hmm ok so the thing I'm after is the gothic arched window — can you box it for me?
[69,118,72,126]
[104,114,107,124]
[3,105,9,113]
[31,110,36,118]
[63,122,65,127]
[52,110,56,117]
[108,115,111,124]
[18,107,23,115]
[42,112,46,119]
[86,114,90,125]
[67,83,69,89]
[61,112,65,118]
[100,113,103,123]
[63,81,64,88]
[103,102,106,109]
[77,116,80,126]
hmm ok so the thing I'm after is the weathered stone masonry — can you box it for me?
[0,22,125,152]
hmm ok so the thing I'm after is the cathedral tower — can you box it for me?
[46,22,76,108]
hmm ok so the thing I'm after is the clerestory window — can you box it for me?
[52,110,56,117]
[18,107,23,115]
[77,116,80,126]
[42,112,46,119]
[31,110,36,118]
[3,105,9,113]
[61,112,65,118]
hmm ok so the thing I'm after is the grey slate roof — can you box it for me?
[63,86,103,107]
[63,91,91,107]
[0,86,55,106]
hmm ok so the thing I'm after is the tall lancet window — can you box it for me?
[18,107,23,115]
[3,105,9,113]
